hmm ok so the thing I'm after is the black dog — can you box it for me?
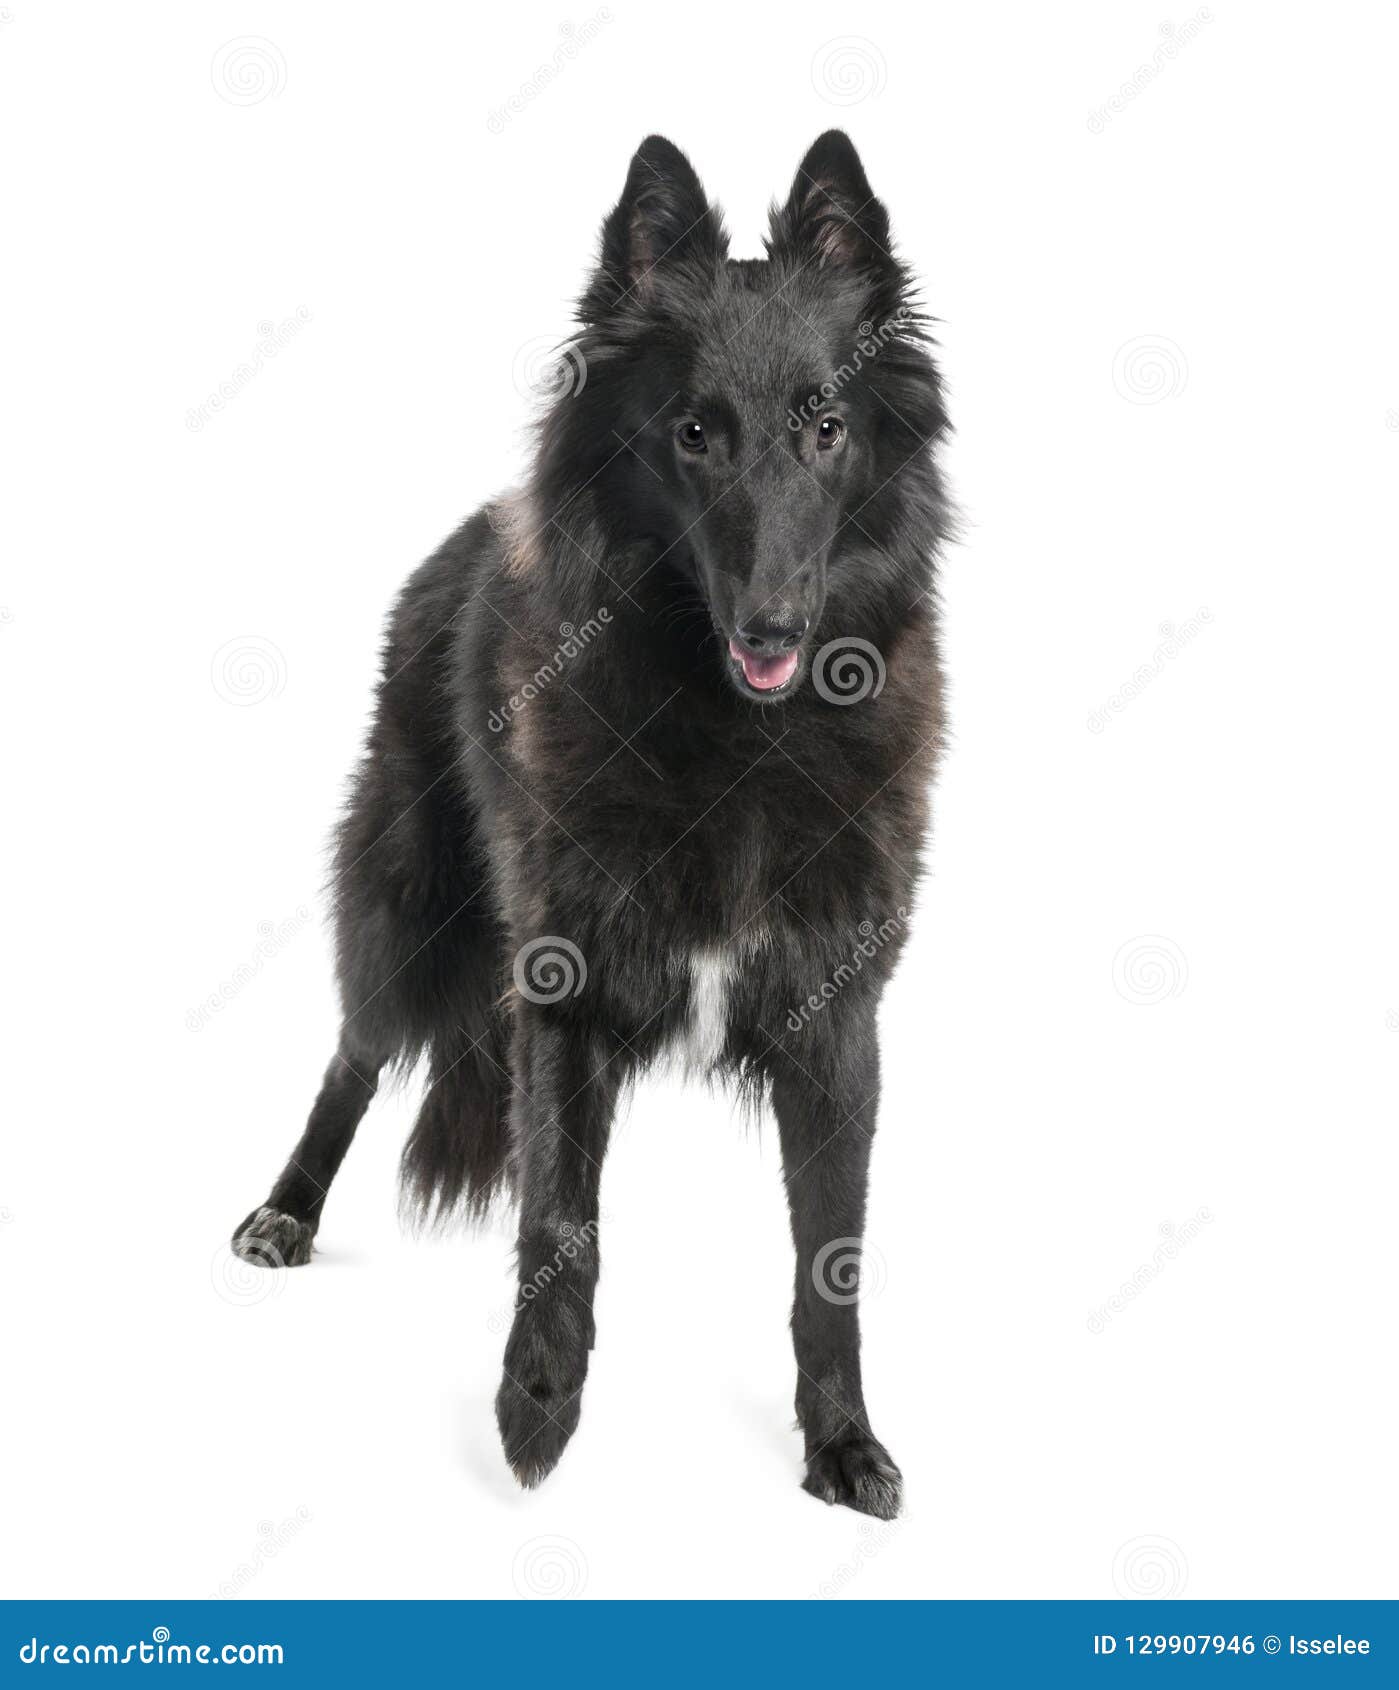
[232,131,950,1518]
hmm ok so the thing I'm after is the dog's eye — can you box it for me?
[676,421,707,454]
[816,416,846,450]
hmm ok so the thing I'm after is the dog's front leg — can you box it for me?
[495,1008,618,1488]
[772,1006,903,1519]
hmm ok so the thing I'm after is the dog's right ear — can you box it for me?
[768,131,894,276]
[584,136,727,315]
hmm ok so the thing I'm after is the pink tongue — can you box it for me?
[729,638,799,691]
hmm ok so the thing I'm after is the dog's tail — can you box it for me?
[399,1020,514,1225]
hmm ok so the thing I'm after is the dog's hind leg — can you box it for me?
[230,1042,386,1268]
[494,1009,621,1487]
[771,1005,903,1520]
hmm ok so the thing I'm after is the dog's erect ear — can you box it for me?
[588,135,727,312]
[768,130,894,274]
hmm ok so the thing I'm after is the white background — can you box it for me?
[2,1,1397,1602]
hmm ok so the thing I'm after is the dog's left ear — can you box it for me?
[767,130,894,274]
[586,135,728,314]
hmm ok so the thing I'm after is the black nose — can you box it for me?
[733,613,809,656]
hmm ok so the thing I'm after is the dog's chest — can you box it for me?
[663,946,738,1075]
[571,743,855,907]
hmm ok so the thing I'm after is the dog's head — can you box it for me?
[548,132,944,704]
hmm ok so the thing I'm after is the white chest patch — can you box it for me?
[668,947,737,1076]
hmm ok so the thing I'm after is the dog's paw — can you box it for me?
[230,1206,314,1268]
[802,1433,903,1520]
[495,1367,584,1488]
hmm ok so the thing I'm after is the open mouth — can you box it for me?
[727,637,801,696]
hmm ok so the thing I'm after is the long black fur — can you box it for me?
[232,131,951,1518]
